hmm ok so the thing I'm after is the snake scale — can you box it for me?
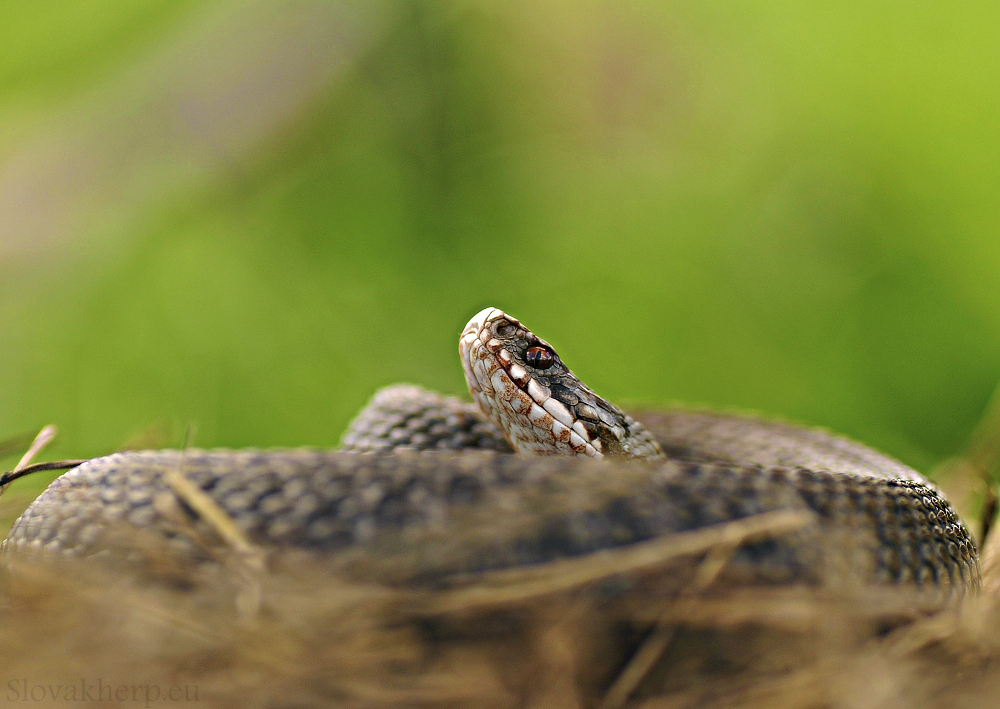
[2,308,979,590]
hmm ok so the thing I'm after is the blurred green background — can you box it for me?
[1,1,998,529]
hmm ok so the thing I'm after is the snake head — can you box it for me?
[460,307,663,460]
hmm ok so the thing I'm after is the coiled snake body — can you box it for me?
[3,308,979,590]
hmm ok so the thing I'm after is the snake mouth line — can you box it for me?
[460,307,602,457]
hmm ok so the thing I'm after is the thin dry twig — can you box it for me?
[0,461,88,490]
[0,425,83,497]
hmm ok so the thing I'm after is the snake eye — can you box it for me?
[493,320,517,338]
[525,346,554,369]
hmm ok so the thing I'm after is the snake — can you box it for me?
[2,307,979,590]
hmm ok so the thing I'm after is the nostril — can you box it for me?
[493,320,517,338]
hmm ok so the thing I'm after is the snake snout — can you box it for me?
[460,308,494,395]
[461,307,500,340]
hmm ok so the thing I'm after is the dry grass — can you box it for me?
[1,514,1000,709]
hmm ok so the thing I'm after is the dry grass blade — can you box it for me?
[14,425,57,471]
[599,526,761,709]
[935,378,1000,546]
[421,510,810,615]
[936,377,1000,593]
[162,468,263,564]
[0,431,39,460]
[162,455,267,616]
[163,426,259,565]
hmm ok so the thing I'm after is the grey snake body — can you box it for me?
[2,309,979,590]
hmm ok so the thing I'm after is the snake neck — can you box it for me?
[459,307,664,460]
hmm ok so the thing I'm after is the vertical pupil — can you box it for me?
[526,346,554,369]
